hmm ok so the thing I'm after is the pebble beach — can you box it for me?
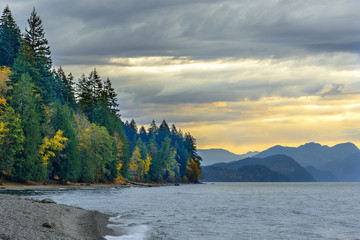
[0,194,112,240]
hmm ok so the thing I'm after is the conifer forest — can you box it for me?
[0,6,202,183]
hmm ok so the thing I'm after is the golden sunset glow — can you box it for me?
[59,54,360,154]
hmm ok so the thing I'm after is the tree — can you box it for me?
[39,129,68,167]
[148,120,158,140]
[0,106,24,177]
[185,158,201,183]
[139,126,147,143]
[44,102,82,182]
[10,73,44,181]
[77,69,104,122]
[158,120,170,143]
[0,5,22,67]
[24,7,51,68]
[129,146,141,180]
[102,77,119,115]
[0,66,11,107]
[11,40,40,86]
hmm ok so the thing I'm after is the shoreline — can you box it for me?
[0,193,115,240]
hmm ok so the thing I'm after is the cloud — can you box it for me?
[8,0,360,65]
[5,0,360,153]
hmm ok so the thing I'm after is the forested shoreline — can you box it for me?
[0,6,201,183]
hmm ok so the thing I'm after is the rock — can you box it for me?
[24,180,37,185]
[41,198,56,204]
[42,222,56,228]
[0,233,11,240]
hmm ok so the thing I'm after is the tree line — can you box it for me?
[0,6,201,183]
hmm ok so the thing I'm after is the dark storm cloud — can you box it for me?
[6,0,360,66]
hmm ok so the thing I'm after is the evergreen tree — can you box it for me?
[48,102,81,182]
[102,77,119,115]
[158,120,170,143]
[0,5,22,67]
[77,69,103,122]
[0,106,24,176]
[11,73,44,181]
[24,7,55,102]
[24,7,51,68]
[148,120,158,140]
[139,126,147,143]
[126,119,137,152]
[11,39,40,86]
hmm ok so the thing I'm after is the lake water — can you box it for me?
[7,182,360,239]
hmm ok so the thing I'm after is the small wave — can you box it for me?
[105,224,150,240]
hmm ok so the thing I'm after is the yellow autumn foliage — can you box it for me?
[0,66,11,94]
[39,130,68,167]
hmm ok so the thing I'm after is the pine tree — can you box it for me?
[158,120,170,143]
[148,120,158,140]
[77,69,103,122]
[0,5,22,67]
[139,126,147,143]
[55,67,76,108]
[10,73,44,181]
[102,77,119,114]
[47,102,81,182]
[24,7,51,68]
[11,39,40,86]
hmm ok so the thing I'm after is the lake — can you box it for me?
[8,182,360,239]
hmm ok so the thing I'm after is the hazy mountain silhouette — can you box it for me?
[322,152,360,181]
[255,142,359,168]
[197,148,259,166]
[203,165,289,182]
[202,154,315,182]
[304,166,339,182]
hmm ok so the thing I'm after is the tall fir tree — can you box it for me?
[24,7,55,102]
[102,77,119,115]
[10,73,45,181]
[24,7,51,68]
[0,5,22,67]
[11,39,40,86]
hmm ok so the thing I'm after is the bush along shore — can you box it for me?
[0,5,202,185]
[0,194,114,240]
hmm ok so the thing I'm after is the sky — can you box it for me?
[4,0,360,154]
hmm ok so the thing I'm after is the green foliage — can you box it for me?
[11,40,40,86]
[45,102,82,182]
[0,106,24,176]
[10,73,45,181]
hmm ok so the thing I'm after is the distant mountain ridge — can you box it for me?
[255,142,359,168]
[197,148,259,166]
[200,142,360,182]
[202,154,315,182]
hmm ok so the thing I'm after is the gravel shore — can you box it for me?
[0,194,113,240]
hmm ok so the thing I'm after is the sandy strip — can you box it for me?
[0,194,114,240]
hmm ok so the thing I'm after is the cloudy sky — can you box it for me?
[5,0,360,153]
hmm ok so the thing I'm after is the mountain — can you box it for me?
[255,142,359,168]
[305,166,339,182]
[197,148,259,166]
[322,152,360,182]
[203,165,289,182]
[202,154,315,182]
